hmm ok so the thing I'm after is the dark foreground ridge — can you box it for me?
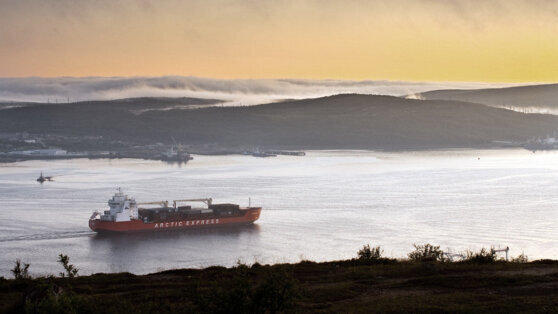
[2,258,558,313]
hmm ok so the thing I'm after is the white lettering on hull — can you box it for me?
[153,219,220,229]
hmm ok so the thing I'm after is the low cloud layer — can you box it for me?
[0,76,520,105]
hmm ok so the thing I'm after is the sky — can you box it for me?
[1,0,558,82]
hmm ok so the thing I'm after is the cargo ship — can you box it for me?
[89,188,261,233]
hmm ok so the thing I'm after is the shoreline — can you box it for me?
[0,144,546,164]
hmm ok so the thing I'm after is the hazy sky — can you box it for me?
[1,0,558,81]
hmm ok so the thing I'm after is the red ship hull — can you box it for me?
[89,207,261,233]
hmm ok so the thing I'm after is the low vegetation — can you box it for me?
[512,252,529,263]
[408,243,445,262]
[1,246,554,313]
[464,247,498,264]
[10,259,30,280]
[58,254,79,279]
[357,244,383,261]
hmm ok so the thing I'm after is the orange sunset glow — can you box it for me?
[1,0,558,81]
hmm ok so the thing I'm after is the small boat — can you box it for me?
[37,172,53,183]
[161,146,194,162]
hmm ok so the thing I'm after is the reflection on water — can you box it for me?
[1,150,558,276]
[88,225,261,273]
[160,160,189,167]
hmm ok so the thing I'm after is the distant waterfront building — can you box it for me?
[8,149,67,156]
[542,136,557,144]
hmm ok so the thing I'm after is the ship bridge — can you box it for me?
[100,188,138,222]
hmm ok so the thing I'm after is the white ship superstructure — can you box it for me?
[100,188,138,222]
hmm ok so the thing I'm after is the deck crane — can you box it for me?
[137,201,169,208]
[173,198,213,208]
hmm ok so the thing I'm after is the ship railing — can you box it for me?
[90,211,100,220]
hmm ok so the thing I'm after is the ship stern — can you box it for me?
[89,219,99,231]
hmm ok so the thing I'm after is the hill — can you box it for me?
[1,94,558,151]
[417,83,558,110]
[2,259,558,313]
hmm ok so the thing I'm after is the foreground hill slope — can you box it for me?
[417,83,558,109]
[1,94,557,150]
[2,259,558,313]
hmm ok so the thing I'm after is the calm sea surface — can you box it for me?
[0,150,557,277]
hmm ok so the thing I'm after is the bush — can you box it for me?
[252,268,300,313]
[211,276,252,314]
[511,252,529,263]
[408,244,444,262]
[58,254,79,278]
[357,244,383,261]
[464,248,497,264]
[24,281,82,314]
[234,259,250,271]
[195,267,300,313]
[11,259,30,280]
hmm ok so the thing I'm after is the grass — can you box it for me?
[2,258,558,313]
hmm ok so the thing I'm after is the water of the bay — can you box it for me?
[0,149,556,277]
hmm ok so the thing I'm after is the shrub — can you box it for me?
[195,267,300,313]
[357,244,383,261]
[253,268,300,313]
[11,259,30,280]
[511,252,529,263]
[214,276,252,314]
[408,244,444,262]
[234,259,250,270]
[24,281,82,314]
[58,254,79,278]
[464,248,497,264]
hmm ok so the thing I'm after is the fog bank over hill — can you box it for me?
[0,76,519,105]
